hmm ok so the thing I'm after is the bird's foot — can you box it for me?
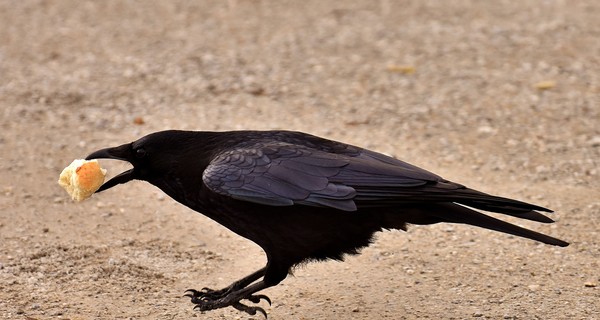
[184,288,271,318]
[185,287,231,300]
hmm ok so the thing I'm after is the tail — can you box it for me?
[363,180,568,246]
[430,203,568,247]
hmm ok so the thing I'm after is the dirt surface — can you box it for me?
[1,1,599,319]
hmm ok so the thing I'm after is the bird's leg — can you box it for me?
[188,279,274,318]
[184,267,272,316]
[184,267,266,301]
[185,264,289,318]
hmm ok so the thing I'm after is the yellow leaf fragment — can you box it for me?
[535,80,556,90]
[386,65,416,75]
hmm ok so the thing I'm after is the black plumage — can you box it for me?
[86,130,568,317]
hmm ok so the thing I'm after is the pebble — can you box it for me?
[477,125,496,135]
[588,136,600,147]
[133,116,145,125]
[527,284,540,291]
[51,310,64,316]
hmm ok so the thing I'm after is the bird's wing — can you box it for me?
[202,143,441,211]
[340,150,554,223]
[203,142,552,223]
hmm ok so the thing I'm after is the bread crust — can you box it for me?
[58,159,107,201]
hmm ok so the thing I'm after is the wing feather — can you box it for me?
[202,140,548,222]
[202,144,363,210]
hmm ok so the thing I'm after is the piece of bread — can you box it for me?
[58,159,107,202]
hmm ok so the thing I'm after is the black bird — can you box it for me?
[86,130,568,317]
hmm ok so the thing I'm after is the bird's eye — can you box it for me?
[135,148,147,159]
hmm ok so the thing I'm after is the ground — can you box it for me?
[1,1,599,319]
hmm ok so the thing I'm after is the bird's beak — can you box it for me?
[85,143,135,193]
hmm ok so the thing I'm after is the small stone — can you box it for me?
[473,311,484,317]
[246,85,265,96]
[477,125,495,135]
[133,117,145,125]
[3,186,14,196]
[527,284,540,291]
[51,310,64,316]
[588,136,600,147]
[584,282,597,288]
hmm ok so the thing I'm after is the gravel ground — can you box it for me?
[1,1,599,319]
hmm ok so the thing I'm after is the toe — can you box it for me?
[183,289,200,298]
[233,302,268,318]
[246,294,271,305]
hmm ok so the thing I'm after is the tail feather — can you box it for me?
[357,182,556,224]
[459,200,555,223]
[434,186,556,223]
[447,187,556,223]
[431,203,569,247]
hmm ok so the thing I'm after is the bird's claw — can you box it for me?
[233,301,267,318]
[247,294,271,305]
[183,288,199,298]
[184,288,270,318]
[185,287,224,300]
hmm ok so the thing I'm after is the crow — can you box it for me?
[86,130,568,317]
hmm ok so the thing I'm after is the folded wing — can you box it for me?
[202,142,553,224]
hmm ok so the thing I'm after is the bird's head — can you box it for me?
[85,130,211,193]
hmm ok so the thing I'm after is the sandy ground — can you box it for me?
[1,1,599,319]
